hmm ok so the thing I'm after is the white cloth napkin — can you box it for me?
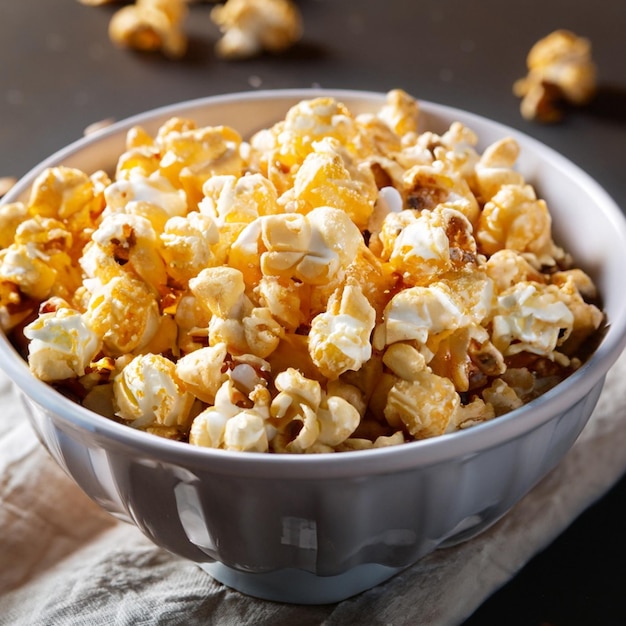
[2,349,626,626]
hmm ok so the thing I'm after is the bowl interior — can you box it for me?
[2,88,626,470]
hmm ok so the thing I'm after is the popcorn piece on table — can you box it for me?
[108,0,188,59]
[210,0,302,60]
[513,30,597,122]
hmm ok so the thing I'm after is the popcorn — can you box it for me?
[514,30,597,122]
[108,0,188,59]
[160,211,219,284]
[210,0,302,60]
[308,282,376,380]
[229,206,363,288]
[476,184,564,267]
[7,91,604,453]
[23,304,101,382]
[377,88,420,137]
[83,273,161,356]
[89,212,168,291]
[280,138,378,230]
[0,245,58,301]
[158,125,244,207]
[27,166,107,235]
[0,177,17,198]
[384,368,460,439]
[104,170,188,228]
[490,282,574,358]
[403,161,480,224]
[200,173,280,225]
[388,206,477,284]
[374,272,492,351]
[474,137,525,202]
[113,353,194,429]
[0,202,28,249]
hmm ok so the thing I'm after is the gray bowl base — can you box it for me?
[199,561,404,604]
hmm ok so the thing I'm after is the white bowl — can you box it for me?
[2,89,626,604]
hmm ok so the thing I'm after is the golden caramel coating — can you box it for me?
[108,0,188,59]
[514,30,597,122]
[210,0,302,60]
[5,90,604,452]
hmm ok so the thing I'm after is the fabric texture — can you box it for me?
[1,350,626,626]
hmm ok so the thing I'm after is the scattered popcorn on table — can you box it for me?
[210,0,302,60]
[514,30,597,122]
[1,90,605,453]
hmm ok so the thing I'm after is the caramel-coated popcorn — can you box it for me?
[108,0,188,59]
[210,0,302,60]
[3,90,605,453]
[514,30,597,122]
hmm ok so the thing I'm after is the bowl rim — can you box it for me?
[2,87,626,476]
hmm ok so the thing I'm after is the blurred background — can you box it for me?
[1,1,625,623]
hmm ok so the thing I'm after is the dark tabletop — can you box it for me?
[2,1,626,624]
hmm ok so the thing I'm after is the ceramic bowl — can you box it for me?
[2,89,626,604]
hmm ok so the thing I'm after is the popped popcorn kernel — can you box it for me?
[176,343,228,404]
[474,137,525,202]
[514,30,597,122]
[0,202,28,249]
[377,88,420,137]
[280,138,378,230]
[159,125,244,207]
[200,173,281,225]
[476,184,563,266]
[210,0,302,60]
[384,369,460,439]
[28,166,107,234]
[113,352,194,429]
[190,266,245,317]
[309,282,376,380]
[109,0,188,59]
[83,273,161,356]
[403,161,479,224]
[160,211,219,284]
[491,282,574,357]
[24,304,101,382]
